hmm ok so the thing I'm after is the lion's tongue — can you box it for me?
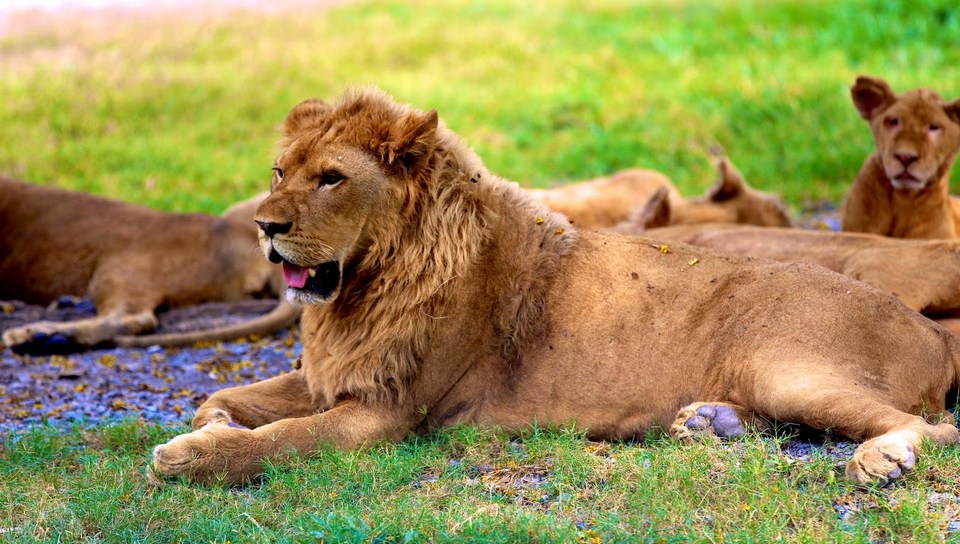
[282,262,310,288]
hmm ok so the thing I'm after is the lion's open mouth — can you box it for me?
[280,260,342,303]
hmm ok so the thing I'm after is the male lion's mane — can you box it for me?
[289,89,575,406]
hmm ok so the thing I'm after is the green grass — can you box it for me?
[2,420,959,542]
[1,0,959,213]
[3,0,960,541]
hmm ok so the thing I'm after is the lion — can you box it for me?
[841,75,960,238]
[640,223,960,335]
[527,156,792,229]
[0,179,299,353]
[152,88,960,486]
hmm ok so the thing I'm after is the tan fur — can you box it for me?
[621,156,794,232]
[643,223,960,326]
[153,88,960,486]
[0,181,297,351]
[842,75,960,238]
[528,156,792,229]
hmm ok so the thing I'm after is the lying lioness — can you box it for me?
[527,156,792,229]
[153,88,960,486]
[641,223,960,332]
[0,178,298,353]
[842,75,960,238]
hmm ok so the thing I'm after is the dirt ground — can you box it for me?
[0,299,299,434]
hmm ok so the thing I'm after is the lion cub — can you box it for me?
[842,75,960,238]
[0,178,296,353]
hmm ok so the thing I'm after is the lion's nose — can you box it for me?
[894,152,918,167]
[255,220,293,238]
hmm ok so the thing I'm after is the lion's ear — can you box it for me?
[945,98,960,124]
[637,187,672,230]
[380,110,439,168]
[282,99,333,138]
[707,157,745,202]
[851,76,897,121]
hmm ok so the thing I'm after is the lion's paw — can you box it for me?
[846,431,918,485]
[671,403,746,443]
[3,324,78,355]
[192,407,234,429]
[152,424,260,484]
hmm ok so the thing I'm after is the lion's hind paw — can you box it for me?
[846,431,918,485]
[671,402,747,443]
[4,327,79,355]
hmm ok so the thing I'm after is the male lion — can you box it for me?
[153,88,960,485]
[842,75,960,238]
[527,156,792,229]
[0,178,298,353]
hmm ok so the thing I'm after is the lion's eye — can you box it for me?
[273,166,284,180]
[929,123,943,133]
[883,117,899,128]
[319,170,345,187]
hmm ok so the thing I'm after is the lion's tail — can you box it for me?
[113,298,300,349]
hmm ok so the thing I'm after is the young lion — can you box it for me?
[842,75,960,238]
[153,88,960,486]
[0,179,298,353]
[527,157,792,229]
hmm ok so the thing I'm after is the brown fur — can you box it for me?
[153,88,960,486]
[643,224,960,330]
[527,157,792,229]
[0,180,298,351]
[622,156,793,232]
[842,75,960,238]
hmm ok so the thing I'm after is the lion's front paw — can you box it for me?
[671,402,747,443]
[152,425,261,484]
[3,323,77,355]
[846,431,918,484]
[192,407,234,429]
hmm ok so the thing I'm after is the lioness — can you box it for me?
[0,178,298,353]
[640,223,960,332]
[842,75,960,238]
[528,156,792,229]
[153,88,960,485]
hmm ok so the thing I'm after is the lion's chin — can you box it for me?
[889,175,929,192]
[285,260,342,305]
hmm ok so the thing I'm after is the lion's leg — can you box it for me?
[2,309,157,353]
[747,375,958,484]
[152,399,415,484]
[192,371,326,430]
[670,401,767,443]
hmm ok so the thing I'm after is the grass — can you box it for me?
[2,420,959,542]
[2,0,960,541]
[1,0,959,212]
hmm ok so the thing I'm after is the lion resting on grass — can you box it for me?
[842,75,960,238]
[152,88,960,485]
[527,156,792,229]
[0,179,298,353]
[640,223,960,335]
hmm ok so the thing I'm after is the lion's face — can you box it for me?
[253,92,439,305]
[852,76,960,191]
